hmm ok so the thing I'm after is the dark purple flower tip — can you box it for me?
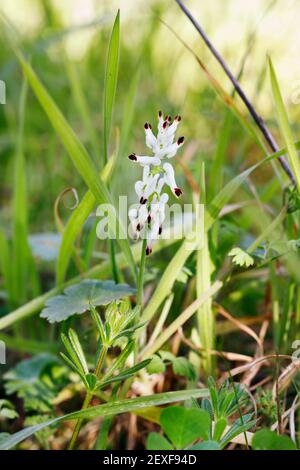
[128,153,137,161]
[174,187,183,197]
[147,214,151,224]
[144,122,149,129]
[136,223,141,231]
[146,246,152,256]
[158,110,162,117]
[177,136,184,145]
[159,226,162,235]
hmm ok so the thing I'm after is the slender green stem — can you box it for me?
[68,345,108,450]
[136,238,147,307]
[95,345,108,377]
[68,391,92,450]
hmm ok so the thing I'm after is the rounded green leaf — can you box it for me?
[160,406,211,449]
[252,429,296,450]
[146,432,173,450]
[40,280,136,323]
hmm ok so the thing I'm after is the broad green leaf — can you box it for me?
[269,57,300,192]
[40,279,136,323]
[146,432,173,450]
[252,429,296,450]
[160,406,211,450]
[103,10,120,164]
[0,389,208,450]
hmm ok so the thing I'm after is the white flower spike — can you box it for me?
[128,111,185,255]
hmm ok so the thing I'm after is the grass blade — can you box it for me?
[0,389,208,450]
[269,57,300,191]
[103,10,120,165]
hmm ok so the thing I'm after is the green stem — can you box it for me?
[136,238,147,307]
[95,345,108,377]
[68,391,92,450]
[68,345,108,450]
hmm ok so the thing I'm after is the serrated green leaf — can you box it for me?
[228,247,254,268]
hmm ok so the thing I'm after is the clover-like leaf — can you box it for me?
[40,279,136,323]
[160,406,211,449]
[228,247,254,268]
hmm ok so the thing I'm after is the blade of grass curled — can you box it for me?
[103,10,120,165]
[56,155,115,285]
[9,44,136,281]
[269,57,300,192]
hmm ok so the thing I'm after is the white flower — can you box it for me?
[128,111,185,255]
[128,112,184,166]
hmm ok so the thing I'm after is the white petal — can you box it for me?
[135,180,144,197]
[143,165,150,181]
[163,162,182,197]
[145,126,158,152]
[136,156,161,166]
